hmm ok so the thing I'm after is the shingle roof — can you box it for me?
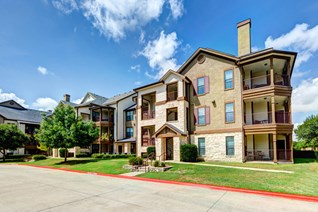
[0,104,50,124]
[76,92,108,107]
[59,100,78,107]
[103,91,136,105]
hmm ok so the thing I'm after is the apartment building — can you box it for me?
[134,19,296,163]
[57,91,137,156]
[0,100,50,157]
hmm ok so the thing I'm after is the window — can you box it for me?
[198,138,205,156]
[198,107,205,125]
[167,83,178,101]
[126,111,134,121]
[225,102,234,123]
[226,136,235,155]
[224,69,233,89]
[167,107,178,121]
[197,77,205,95]
[126,127,133,138]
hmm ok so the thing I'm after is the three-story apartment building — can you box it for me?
[134,19,296,163]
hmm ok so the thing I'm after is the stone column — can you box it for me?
[270,58,274,86]
[273,133,277,163]
[271,96,276,124]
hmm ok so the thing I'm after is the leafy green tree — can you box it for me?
[35,104,99,162]
[0,124,29,162]
[294,115,318,150]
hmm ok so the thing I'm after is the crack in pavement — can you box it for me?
[206,191,227,212]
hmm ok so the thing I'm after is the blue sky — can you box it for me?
[0,0,318,127]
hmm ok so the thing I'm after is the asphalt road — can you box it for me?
[0,165,317,212]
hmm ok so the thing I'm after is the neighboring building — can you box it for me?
[0,100,50,157]
[134,19,296,163]
[58,91,137,156]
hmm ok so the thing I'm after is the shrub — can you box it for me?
[91,153,103,158]
[180,144,198,162]
[197,156,205,162]
[147,146,156,159]
[6,154,30,159]
[76,153,89,158]
[154,160,160,167]
[59,148,68,158]
[102,154,111,159]
[161,162,166,167]
[32,155,47,161]
[129,156,144,165]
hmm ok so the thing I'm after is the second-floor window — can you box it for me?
[224,69,233,89]
[126,127,133,138]
[198,107,205,125]
[126,110,134,121]
[225,102,234,123]
[197,77,205,95]
[167,107,178,121]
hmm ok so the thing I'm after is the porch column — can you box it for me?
[271,96,276,124]
[270,58,274,86]
[273,133,277,163]
[99,108,102,154]
[288,97,292,124]
[289,134,294,162]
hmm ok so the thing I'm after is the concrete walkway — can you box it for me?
[0,165,316,212]
[169,161,294,174]
[120,171,143,176]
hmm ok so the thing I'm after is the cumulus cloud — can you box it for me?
[81,0,165,41]
[0,89,29,108]
[73,97,84,104]
[292,77,318,113]
[168,0,184,19]
[265,23,318,68]
[37,66,48,75]
[140,31,180,79]
[129,65,141,73]
[134,81,142,85]
[52,0,184,41]
[52,0,78,14]
[32,97,58,111]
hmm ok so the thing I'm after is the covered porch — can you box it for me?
[245,133,293,163]
[115,138,136,154]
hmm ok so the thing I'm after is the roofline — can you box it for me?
[177,48,238,74]
[133,81,164,91]
[238,48,297,61]
[104,92,137,105]
[0,100,26,110]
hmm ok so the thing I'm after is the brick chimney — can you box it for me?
[237,18,251,56]
[63,94,70,102]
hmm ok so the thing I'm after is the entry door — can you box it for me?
[166,138,174,160]
[276,140,286,160]
[118,145,123,154]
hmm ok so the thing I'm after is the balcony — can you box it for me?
[167,91,178,101]
[244,111,290,125]
[142,137,155,146]
[142,107,155,120]
[246,149,292,161]
[243,74,289,91]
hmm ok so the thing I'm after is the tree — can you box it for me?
[0,124,29,162]
[294,115,318,150]
[35,104,99,162]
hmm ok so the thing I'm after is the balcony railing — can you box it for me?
[243,74,289,90]
[246,149,291,161]
[142,137,155,146]
[142,107,155,120]
[167,91,178,101]
[244,112,272,125]
[245,111,290,125]
[92,116,110,122]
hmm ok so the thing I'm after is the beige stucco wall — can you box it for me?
[183,53,243,133]
[194,132,243,162]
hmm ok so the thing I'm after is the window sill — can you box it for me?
[224,87,234,91]
[225,121,235,124]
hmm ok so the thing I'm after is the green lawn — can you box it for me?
[2,157,317,196]
[15,157,129,175]
[139,158,318,196]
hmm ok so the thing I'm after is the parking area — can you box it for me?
[0,165,317,211]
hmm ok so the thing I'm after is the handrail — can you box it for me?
[157,152,166,162]
[144,152,155,172]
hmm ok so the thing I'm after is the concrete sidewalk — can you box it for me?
[169,161,294,174]
[0,165,316,212]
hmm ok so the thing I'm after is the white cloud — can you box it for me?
[129,65,141,73]
[37,66,48,75]
[73,97,84,104]
[32,97,58,111]
[265,23,318,68]
[251,46,260,52]
[140,31,180,79]
[81,0,165,41]
[292,77,318,112]
[134,81,142,85]
[0,88,29,108]
[52,0,78,14]
[168,0,184,19]
[139,30,145,44]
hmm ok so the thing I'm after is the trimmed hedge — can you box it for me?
[128,156,144,165]
[6,154,30,159]
[147,146,156,159]
[180,144,198,162]
[76,153,90,158]
[92,153,136,159]
[293,150,318,159]
[32,155,47,161]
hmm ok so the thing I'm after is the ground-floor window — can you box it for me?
[198,137,205,156]
[226,136,235,155]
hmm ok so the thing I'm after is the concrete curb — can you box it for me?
[17,164,318,203]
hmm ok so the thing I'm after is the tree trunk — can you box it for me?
[64,149,67,162]
[2,149,6,162]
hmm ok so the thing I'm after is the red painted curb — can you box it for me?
[18,164,318,203]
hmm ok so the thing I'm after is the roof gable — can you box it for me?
[153,123,186,138]
[0,100,26,110]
